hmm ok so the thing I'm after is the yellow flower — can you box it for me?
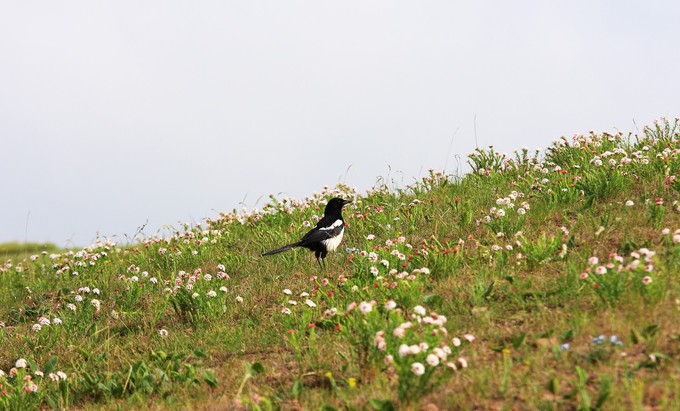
[348,378,357,388]
[324,371,332,379]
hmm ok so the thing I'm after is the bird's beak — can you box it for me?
[342,199,352,206]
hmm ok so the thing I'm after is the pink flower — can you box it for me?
[393,326,406,338]
[642,276,652,285]
[595,266,607,275]
[457,357,468,368]
[358,301,373,315]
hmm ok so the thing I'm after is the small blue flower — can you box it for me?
[609,335,624,346]
[593,335,605,343]
[560,343,570,351]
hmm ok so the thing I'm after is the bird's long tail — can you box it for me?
[262,243,299,256]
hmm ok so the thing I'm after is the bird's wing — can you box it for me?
[299,219,344,246]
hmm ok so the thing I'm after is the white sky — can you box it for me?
[1,1,679,247]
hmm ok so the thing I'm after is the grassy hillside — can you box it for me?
[1,118,679,410]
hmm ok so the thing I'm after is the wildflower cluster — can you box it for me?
[580,248,660,304]
[339,301,474,403]
[0,358,70,409]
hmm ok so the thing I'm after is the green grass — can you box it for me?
[1,117,680,410]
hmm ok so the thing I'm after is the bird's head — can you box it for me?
[324,197,351,215]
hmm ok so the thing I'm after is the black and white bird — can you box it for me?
[262,197,351,268]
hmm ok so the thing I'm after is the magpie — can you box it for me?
[262,197,351,268]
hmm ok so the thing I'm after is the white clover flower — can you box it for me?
[398,344,411,357]
[67,303,76,311]
[56,371,67,381]
[426,354,440,367]
[150,277,158,284]
[32,323,42,332]
[324,307,338,317]
[38,316,50,326]
[281,307,291,315]
[15,358,27,368]
[625,200,634,207]
[434,347,448,360]
[385,299,397,310]
[74,295,83,303]
[283,289,292,295]
[91,299,101,311]
[52,317,62,325]
[413,305,427,316]
[236,296,244,303]
[305,299,317,308]
[219,286,228,292]
[452,337,461,347]
[207,290,217,298]
[159,329,168,337]
[463,334,475,342]
[411,362,425,376]
[204,274,213,282]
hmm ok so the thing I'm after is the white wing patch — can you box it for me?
[319,219,343,231]
[321,228,344,252]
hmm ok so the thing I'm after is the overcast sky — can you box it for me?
[1,1,679,247]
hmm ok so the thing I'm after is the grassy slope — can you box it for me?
[1,118,679,410]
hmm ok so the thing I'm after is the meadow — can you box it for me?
[1,117,679,410]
